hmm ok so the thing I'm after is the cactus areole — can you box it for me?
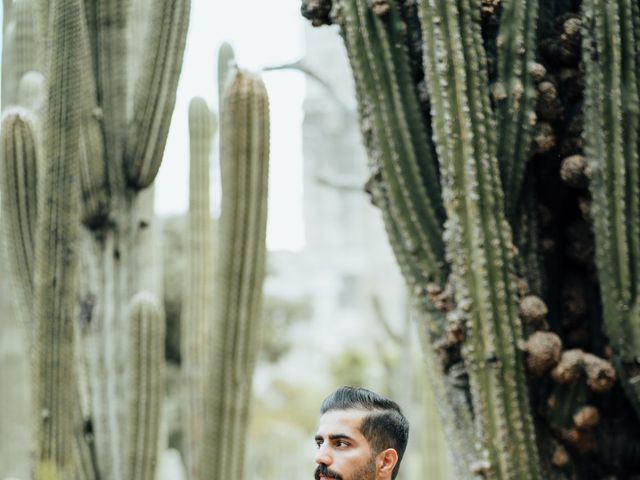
[302,0,640,478]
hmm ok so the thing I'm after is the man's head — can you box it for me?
[314,386,409,480]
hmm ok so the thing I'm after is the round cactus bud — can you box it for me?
[528,62,547,82]
[551,444,570,468]
[370,0,390,16]
[551,349,584,384]
[560,155,590,189]
[523,331,562,377]
[583,353,616,392]
[573,405,599,430]
[561,428,597,454]
[519,295,548,327]
[532,121,556,154]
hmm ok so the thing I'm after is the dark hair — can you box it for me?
[320,386,409,479]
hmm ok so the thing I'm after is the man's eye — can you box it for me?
[336,440,349,447]
[315,440,323,448]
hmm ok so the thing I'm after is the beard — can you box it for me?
[314,456,376,480]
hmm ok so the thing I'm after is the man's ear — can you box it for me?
[376,448,398,477]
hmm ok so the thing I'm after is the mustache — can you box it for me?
[315,464,342,480]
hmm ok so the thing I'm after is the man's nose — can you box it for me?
[315,444,331,465]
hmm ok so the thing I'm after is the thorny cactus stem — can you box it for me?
[204,70,270,480]
[418,0,541,477]
[125,292,165,480]
[582,0,640,415]
[32,0,84,476]
[183,96,217,480]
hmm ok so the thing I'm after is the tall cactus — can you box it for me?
[303,0,640,477]
[204,69,270,480]
[183,96,216,480]
[31,0,84,476]
[0,0,191,478]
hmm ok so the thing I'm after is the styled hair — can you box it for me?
[320,386,409,479]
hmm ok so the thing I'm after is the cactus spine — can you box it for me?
[125,292,165,480]
[32,0,84,475]
[183,96,216,480]
[204,70,270,480]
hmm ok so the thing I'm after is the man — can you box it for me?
[314,386,409,480]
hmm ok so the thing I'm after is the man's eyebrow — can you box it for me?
[315,433,355,442]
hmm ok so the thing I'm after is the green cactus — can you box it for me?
[582,0,640,417]
[303,0,640,477]
[204,69,270,480]
[125,292,165,480]
[31,0,84,475]
[1,0,191,478]
[183,96,217,480]
[0,110,38,314]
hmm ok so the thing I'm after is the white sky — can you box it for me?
[157,0,306,251]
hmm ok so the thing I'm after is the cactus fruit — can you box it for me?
[304,0,640,476]
[204,70,270,480]
[183,96,217,480]
[125,292,165,480]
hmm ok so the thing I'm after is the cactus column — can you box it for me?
[204,70,270,480]
[183,96,216,480]
[31,0,84,476]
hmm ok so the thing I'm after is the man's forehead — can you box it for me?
[316,408,368,435]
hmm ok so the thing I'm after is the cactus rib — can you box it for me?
[495,0,539,217]
[125,0,191,189]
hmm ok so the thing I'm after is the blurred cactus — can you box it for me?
[31,0,84,475]
[183,96,217,480]
[0,110,38,314]
[203,70,270,480]
[303,0,640,477]
[217,42,236,107]
[125,292,165,480]
[0,0,191,478]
